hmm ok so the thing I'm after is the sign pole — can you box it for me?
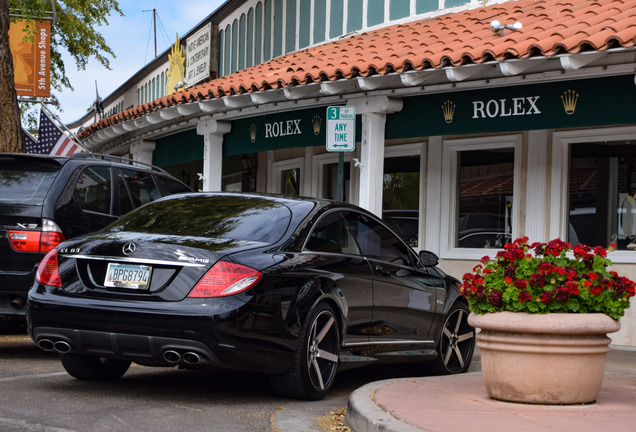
[338,151,344,202]
[326,106,356,202]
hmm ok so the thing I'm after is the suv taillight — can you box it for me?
[188,261,262,298]
[8,219,65,253]
[36,249,62,287]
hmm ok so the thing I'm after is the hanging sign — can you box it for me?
[9,19,51,97]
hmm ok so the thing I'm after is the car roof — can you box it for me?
[167,191,369,212]
[0,152,168,175]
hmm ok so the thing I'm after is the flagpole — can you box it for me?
[39,103,91,154]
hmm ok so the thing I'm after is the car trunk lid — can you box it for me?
[56,234,267,301]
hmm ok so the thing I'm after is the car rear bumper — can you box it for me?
[0,270,36,317]
[27,294,296,374]
[31,326,223,367]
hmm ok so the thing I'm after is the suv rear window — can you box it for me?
[0,156,62,204]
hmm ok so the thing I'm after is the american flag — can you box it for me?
[23,128,39,153]
[30,109,82,156]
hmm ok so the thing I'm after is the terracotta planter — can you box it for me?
[468,312,620,405]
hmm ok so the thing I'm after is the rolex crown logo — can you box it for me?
[312,115,322,135]
[249,124,257,143]
[561,89,579,115]
[442,100,456,124]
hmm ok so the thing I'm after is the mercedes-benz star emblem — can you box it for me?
[122,242,136,256]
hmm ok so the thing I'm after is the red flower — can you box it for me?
[565,281,579,295]
[488,289,503,306]
[540,291,554,304]
[573,244,592,259]
[590,285,603,295]
[518,290,532,302]
[594,246,607,257]
[537,262,555,274]
[529,273,546,288]
[555,286,570,302]
[513,279,528,290]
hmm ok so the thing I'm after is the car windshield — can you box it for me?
[0,156,62,204]
[109,194,293,244]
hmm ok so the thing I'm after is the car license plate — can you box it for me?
[104,263,152,289]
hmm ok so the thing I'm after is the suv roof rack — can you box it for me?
[71,153,168,174]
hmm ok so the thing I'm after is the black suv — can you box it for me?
[0,153,192,320]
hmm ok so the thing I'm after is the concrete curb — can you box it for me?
[346,380,424,432]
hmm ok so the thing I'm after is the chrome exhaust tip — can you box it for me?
[162,350,181,364]
[53,341,71,353]
[37,339,55,352]
[182,352,200,365]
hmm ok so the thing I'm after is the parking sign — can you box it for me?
[326,106,355,152]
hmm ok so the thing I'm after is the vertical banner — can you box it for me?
[9,19,51,97]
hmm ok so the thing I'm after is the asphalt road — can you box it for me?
[0,330,443,432]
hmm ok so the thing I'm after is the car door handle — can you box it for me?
[374,265,391,277]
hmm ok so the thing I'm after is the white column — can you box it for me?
[425,136,443,254]
[348,96,402,218]
[129,140,156,166]
[196,118,231,192]
[526,130,549,241]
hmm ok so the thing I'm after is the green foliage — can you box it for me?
[460,237,635,320]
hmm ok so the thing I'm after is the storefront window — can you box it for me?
[569,142,636,250]
[457,149,514,248]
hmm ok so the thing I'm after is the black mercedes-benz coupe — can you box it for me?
[27,192,475,400]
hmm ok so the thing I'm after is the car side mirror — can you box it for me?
[419,250,439,267]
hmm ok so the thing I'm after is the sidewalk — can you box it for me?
[346,347,636,432]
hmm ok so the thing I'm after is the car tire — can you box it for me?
[270,303,340,400]
[60,353,131,381]
[433,301,475,375]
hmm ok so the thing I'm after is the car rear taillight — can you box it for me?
[8,219,65,253]
[36,249,62,287]
[188,261,262,298]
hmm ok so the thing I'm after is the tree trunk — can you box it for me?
[0,0,24,153]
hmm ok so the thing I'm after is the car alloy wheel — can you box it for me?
[305,308,340,392]
[269,302,341,400]
[436,302,475,374]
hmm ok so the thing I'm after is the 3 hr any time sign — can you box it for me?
[326,106,355,152]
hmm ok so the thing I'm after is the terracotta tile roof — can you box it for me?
[80,0,636,139]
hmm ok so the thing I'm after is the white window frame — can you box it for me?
[438,134,523,260]
[269,157,304,194]
[551,126,636,264]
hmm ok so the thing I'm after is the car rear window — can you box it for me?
[109,194,293,244]
[0,156,62,204]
